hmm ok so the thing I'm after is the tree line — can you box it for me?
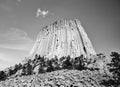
[0,52,120,87]
[0,54,88,80]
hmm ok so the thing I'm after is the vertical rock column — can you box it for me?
[30,19,96,59]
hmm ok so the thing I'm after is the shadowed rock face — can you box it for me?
[30,18,96,59]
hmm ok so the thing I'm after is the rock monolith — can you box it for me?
[30,18,96,59]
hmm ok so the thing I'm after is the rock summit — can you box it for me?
[30,18,96,59]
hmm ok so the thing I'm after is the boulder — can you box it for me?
[33,65,40,74]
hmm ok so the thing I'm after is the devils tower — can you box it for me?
[0,19,110,87]
[30,18,96,59]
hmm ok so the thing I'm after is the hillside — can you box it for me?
[0,69,108,87]
[0,53,111,87]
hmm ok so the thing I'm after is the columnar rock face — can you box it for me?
[30,18,96,59]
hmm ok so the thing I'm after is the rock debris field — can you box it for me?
[0,69,105,87]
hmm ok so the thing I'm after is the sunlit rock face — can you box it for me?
[30,18,96,59]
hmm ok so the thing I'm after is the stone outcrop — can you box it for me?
[30,18,96,59]
[0,70,106,87]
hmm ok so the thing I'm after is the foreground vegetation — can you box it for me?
[0,52,120,87]
[0,69,106,87]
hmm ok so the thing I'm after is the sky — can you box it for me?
[0,0,120,70]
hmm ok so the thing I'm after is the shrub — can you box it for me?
[73,55,86,70]
[0,71,6,81]
[26,62,33,75]
[62,56,72,69]
[46,59,54,72]
[39,66,45,73]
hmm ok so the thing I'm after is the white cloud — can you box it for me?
[0,53,12,63]
[0,28,32,41]
[0,53,13,70]
[17,0,22,2]
[0,52,27,70]
[0,28,34,51]
[0,43,33,51]
[0,28,34,70]
[36,8,49,18]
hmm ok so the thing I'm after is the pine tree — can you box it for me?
[26,59,33,75]
[46,59,54,72]
[74,55,86,70]
[0,71,6,81]
[62,56,72,69]
[108,52,120,86]
[101,52,120,87]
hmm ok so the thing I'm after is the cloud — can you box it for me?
[0,53,12,63]
[0,52,26,70]
[0,3,12,12]
[0,43,33,51]
[36,8,49,18]
[0,28,34,51]
[0,53,13,70]
[0,28,32,41]
[17,0,22,2]
[0,28,34,70]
